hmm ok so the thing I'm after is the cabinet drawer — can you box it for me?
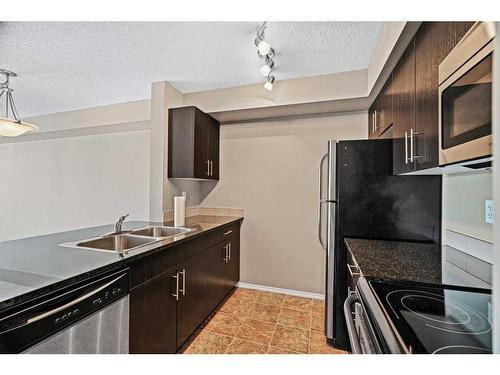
[202,221,241,249]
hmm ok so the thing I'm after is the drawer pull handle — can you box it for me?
[222,230,233,236]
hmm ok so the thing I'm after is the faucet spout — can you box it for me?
[114,214,130,234]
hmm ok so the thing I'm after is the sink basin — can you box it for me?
[75,234,158,253]
[129,226,191,238]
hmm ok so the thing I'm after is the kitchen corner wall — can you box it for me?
[199,112,367,294]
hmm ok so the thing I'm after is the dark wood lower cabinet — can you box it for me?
[176,244,226,348]
[128,221,241,353]
[225,232,240,294]
[129,268,178,354]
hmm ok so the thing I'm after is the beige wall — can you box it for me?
[443,172,493,243]
[199,112,367,294]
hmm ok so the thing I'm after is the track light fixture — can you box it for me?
[254,22,277,90]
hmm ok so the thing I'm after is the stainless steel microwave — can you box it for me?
[439,22,495,166]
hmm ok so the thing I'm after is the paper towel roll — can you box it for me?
[174,195,186,227]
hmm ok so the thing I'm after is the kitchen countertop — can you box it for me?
[344,238,492,288]
[0,215,243,312]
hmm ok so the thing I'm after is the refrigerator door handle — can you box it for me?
[318,202,327,251]
[319,153,328,201]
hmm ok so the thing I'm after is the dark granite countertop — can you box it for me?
[344,238,493,289]
[0,216,243,312]
[345,238,443,284]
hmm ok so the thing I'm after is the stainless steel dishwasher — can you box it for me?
[0,269,129,354]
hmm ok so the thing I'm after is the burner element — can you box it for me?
[433,345,492,354]
[387,289,491,336]
[401,295,471,325]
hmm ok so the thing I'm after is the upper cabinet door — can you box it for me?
[368,99,379,139]
[392,38,416,175]
[208,116,220,180]
[193,108,211,179]
[379,74,394,134]
[414,22,475,170]
[168,106,220,180]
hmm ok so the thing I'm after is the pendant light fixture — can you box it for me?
[0,69,39,137]
[254,22,277,90]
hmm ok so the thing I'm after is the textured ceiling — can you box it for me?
[0,22,383,117]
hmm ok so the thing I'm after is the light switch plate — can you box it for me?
[485,200,494,224]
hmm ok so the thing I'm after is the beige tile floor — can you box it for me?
[180,288,348,354]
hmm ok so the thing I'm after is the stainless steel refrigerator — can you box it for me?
[318,139,442,350]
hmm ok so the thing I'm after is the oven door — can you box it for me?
[439,39,493,166]
[343,293,381,354]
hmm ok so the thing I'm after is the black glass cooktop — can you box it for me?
[369,279,492,354]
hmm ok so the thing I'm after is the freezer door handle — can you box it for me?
[318,201,327,251]
[319,153,328,201]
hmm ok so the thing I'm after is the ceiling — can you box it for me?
[0,22,383,117]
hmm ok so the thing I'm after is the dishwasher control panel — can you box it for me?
[0,268,129,353]
[53,272,128,326]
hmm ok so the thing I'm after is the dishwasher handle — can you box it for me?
[343,293,362,354]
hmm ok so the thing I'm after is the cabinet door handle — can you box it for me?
[223,244,228,262]
[206,160,210,176]
[210,160,213,176]
[222,230,233,236]
[410,128,414,163]
[372,112,375,133]
[171,272,179,300]
[404,131,409,164]
[410,128,421,163]
[228,243,231,261]
[179,269,186,296]
[374,110,378,132]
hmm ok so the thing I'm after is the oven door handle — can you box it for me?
[344,293,362,354]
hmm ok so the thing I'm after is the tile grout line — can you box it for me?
[224,296,257,354]
[266,295,284,353]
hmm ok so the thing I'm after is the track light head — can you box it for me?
[260,59,275,77]
[264,76,275,91]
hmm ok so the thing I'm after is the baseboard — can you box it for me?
[236,282,324,300]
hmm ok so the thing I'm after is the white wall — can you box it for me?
[443,172,493,243]
[200,112,367,294]
[0,130,150,242]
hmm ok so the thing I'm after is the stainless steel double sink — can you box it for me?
[59,226,192,253]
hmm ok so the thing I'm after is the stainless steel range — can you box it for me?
[345,277,492,354]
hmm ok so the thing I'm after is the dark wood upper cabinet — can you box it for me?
[414,22,475,170]
[368,99,378,139]
[389,21,474,175]
[168,106,220,180]
[378,74,394,134]
[129,268,178,354]
[368,73,394,139]
[392,38,416,175]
